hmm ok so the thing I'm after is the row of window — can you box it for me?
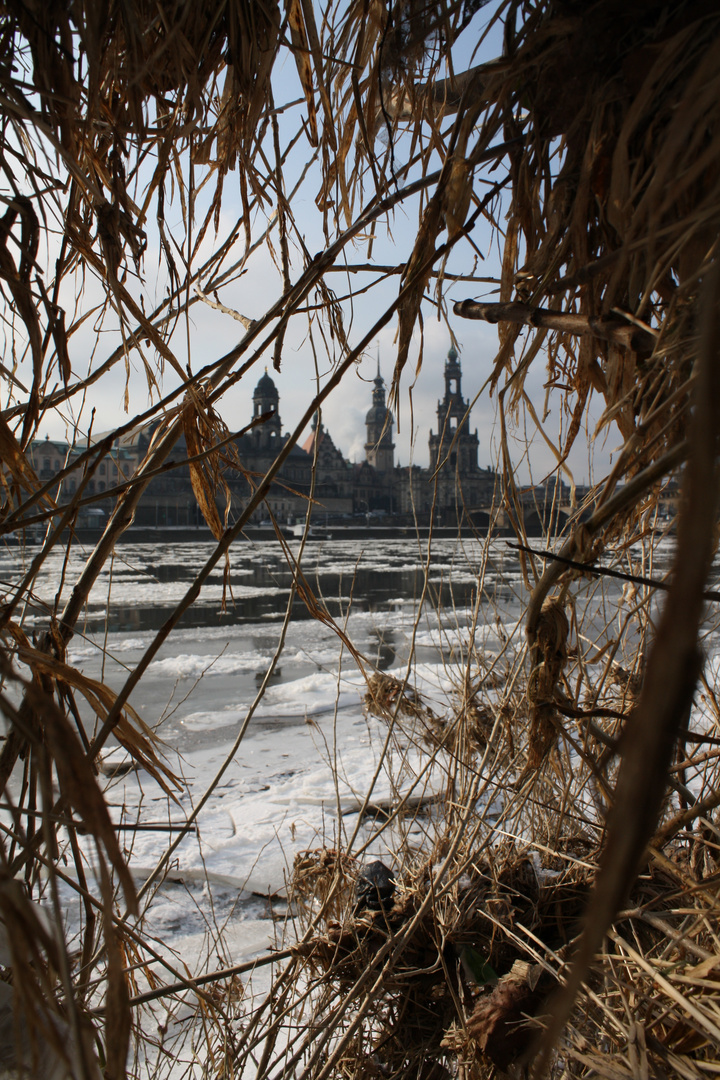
[63,480,107,494]
[40,459,120,478]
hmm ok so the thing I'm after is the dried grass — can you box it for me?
[0,0,719,1077]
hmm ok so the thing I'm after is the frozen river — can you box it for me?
[0,535,530,975]
[2,530,714,1075]
[5,534,528,752]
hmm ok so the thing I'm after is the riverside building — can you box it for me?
[22,347,500,530]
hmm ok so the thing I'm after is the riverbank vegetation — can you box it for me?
[1,1,720,1077]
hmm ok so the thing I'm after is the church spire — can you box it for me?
[365,356,394,473]
[428,343,479,474]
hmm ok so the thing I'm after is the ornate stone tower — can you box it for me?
[365,361,394,473]
[428,346,479,473]
[252,368,282,449]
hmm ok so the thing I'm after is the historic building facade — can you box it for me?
[428,346,479,476]
[424,345,492,520]
[24,347,497,529]
[364,362,395,475]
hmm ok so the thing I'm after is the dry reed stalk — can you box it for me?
[0,1,719,1077]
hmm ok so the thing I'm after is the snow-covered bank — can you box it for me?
[90,661,468,965]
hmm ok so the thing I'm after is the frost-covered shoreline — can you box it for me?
[8,533,715,1080]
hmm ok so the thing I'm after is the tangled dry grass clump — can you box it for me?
[280,775,720,1080]
[363,671,434,721]
[0,0,720,1077]
[429,687,497,756]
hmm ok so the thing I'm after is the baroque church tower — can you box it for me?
[428,346,479,473]
[364,361,394,473]
[252,368,282,449]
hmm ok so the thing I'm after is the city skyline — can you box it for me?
[37,321,598,485]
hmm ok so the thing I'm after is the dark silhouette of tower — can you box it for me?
[252,369,282,449]
[428,346,479,474]
[364,361,394,473]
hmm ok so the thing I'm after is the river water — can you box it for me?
[2,530,703,1074]
[1,535,529,948]
[4,535,527,749]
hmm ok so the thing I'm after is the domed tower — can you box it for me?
[428,346,479,473]
[365,361,394,473]
[252,368,282,449]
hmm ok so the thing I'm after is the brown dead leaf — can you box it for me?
[467,967,552,1070]
[99,861,131,1080]
[444,156,473,241]
[7,625,179,797]
[287,0,318,146]
[0,415,49,502]
[0,197,42,447]
[394,194,445,402]
[182,396,228,542]
[23,677,138,914]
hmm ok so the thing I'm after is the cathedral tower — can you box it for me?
[428,346,479,473]
[252,369,282,449]
[365,361,394,473]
